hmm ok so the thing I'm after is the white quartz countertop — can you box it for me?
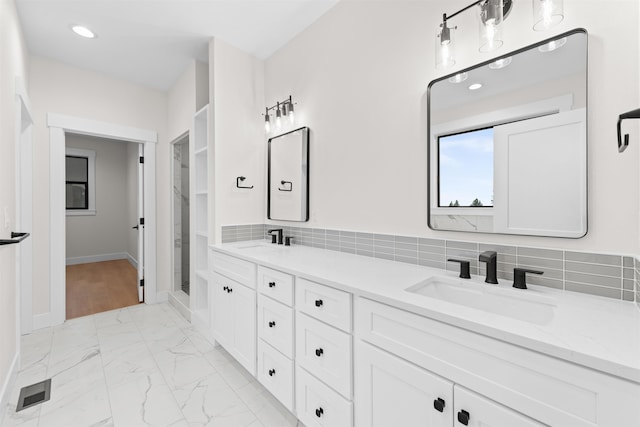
[211,241,640,383]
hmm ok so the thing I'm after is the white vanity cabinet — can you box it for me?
[210,251,257,376]
[355,297,640,427]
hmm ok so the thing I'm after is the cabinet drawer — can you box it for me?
[258,266,294,306]
[296,278,352,332]
[296,312,352,399]
[296,365,353,427]
[257,294,294,358]
[211,250,256,288]
[355,297,640,427]
[257,340,294,411]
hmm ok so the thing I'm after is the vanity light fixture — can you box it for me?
[448,72,469,83]
[538,37,566,52]
[533,0,564,31]
[435,0,512,69]
[263,95,296,133]
[488,56,512,69]
[71,25,96,39]
[468,83,483,90]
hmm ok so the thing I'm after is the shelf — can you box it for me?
[0,232,30,245]
[196,190,208,196]
[195,146,208,156]
[196,231,208,238]
[196,269,209,280]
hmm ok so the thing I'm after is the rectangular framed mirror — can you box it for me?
[268,127,309,222]
[428,28,587,238]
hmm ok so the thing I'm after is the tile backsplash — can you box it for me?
[221,224,638,304]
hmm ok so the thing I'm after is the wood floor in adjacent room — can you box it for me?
[66,259,140,319]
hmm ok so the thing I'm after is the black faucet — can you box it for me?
[513,268,544,289]
[447,259,471,279]
[267,228,283,245]
[479,251,498,284]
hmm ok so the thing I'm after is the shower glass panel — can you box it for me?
[173,139,190,295]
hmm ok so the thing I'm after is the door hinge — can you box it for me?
[140,279,144,287]
[140,218,144,225]
[139,156,144,163]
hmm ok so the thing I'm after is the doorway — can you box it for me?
[64,134,142,319]
[171,134,190,312]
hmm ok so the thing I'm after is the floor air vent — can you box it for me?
[16,379,51,412]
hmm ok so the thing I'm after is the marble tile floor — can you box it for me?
[2,303,301,427]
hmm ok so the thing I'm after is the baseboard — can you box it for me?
[32,312,51,330]
[66,252,128,265]
[126,253,138,269]
[156,291,169,303]
[0,352,19,426]
[168,292,191,322]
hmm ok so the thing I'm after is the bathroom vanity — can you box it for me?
[207,242,640,427]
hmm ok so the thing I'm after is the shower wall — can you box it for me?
[173,140,190,294]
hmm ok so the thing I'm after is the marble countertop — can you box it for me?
[211,241,640,383]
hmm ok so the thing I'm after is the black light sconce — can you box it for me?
[264,95,295,133]
[617,108,640,153]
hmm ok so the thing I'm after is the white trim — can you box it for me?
[156,291,169,303]
[430,94,575,217]
[33,312,51,330]
[47,113,157,144]
[65,147,96,215]
[15,77,33,126]
[168,291,191,322]
[65,252,129,266]
[47,114,158,325]
[0,353,19,425]
[127,253,138,269]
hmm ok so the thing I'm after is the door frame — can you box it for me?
[47,113,158,326]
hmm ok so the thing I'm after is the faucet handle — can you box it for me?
[447,259,471,279]
[513,268,544,289]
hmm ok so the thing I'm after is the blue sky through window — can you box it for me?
[439,128,494,207]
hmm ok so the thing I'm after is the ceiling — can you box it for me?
[16,0,339,91]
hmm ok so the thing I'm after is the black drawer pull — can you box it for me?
[268,281,276,288]
[314,299,323,307]
[228,287,233,293]
[315,348,324,357]
[268,321,276,328]
[223,286,228,291]
[268,369,276,377]
[457,409,470,425]
[433,397,445,412]
[315,407,324,418]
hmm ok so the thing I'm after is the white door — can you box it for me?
[453,386,545,427]
[355,340,453,427]
[212,272,232,349]
[233,282,257,376]
[137,144,144,302]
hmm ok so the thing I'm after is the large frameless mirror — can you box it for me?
[268,127,309,222]
[428,28,587,238]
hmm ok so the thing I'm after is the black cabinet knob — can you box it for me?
[457,409,470,425]
[315,299,323,307]
[268,321,276,328]
[315,348,324,357]
[433,397,445,412]
[228,287,233,293]
[268,281,276,288]
[268,369,276,377]
[223,286,228,291]
[315,407,324,418]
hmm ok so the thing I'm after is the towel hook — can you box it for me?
[278,180,292,192]
[236,176,253,189]
[617,107,640,153]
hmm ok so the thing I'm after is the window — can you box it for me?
[66,148,95,215]
[438,127,494,207]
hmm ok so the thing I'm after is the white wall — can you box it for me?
[262,0,640,254]
[0,0,29,411]
[65,134,136,260]
[29,56,169,315]
[209,38,265,242]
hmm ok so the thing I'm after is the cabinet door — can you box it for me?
[354,341,453,427]
[212,273,232,350]
[453,386,545,427]
[232,282,257,375]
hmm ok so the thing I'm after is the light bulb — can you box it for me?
[276,109,282,129]
[533,0,563,31]
[265,119,270,133]
[288,103,295,124]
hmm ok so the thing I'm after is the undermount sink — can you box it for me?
[405,276,556,325]
[236,242,280,250]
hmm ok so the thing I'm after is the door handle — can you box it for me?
[132,225,139,230]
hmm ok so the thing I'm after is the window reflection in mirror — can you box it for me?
[427,29,587,238]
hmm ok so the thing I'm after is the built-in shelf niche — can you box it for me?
[191,104,210,329]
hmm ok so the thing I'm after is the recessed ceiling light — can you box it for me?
[538,37,566,53]
[71,25,96,39]
[468,83,483,91]
[448,72,469,84]
[489,57,512,70]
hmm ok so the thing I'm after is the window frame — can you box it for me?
[65,148,96,216]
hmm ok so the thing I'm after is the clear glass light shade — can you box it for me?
[264,115,271,133]
[435,24,456,69]
[478,0,504,53]
[533,0,564,31]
